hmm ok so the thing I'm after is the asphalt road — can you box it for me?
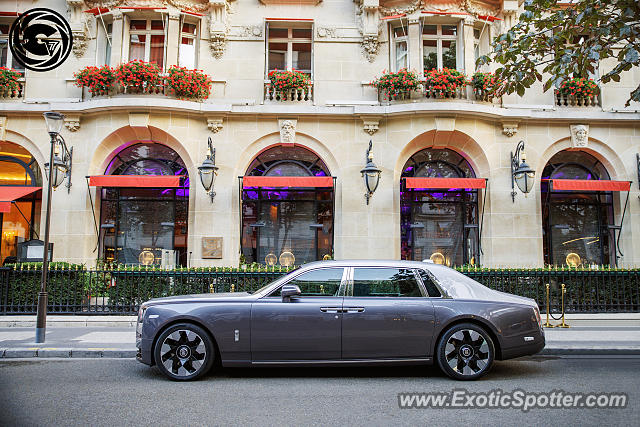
[1,356,638,426]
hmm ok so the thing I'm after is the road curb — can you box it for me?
[0,348,137,358]
[540,347,640,356]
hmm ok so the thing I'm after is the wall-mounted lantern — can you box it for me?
[511,140,535,202]
[198,136,219,202]
[360,140,381,205]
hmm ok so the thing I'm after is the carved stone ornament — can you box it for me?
[64,115,81,132]
[209,33,227,58]
[66,1,89,58]
[316,26,338,38]
[279,119,297,145]
[361,35,380,62]
[207,117,224,133]
[236,25,263,38]
[361,116,382,135]
[83,0,213,13]
[0,116,7,141]
[502,121,519,137]
[356,1,382,62]
[570,124,589,148]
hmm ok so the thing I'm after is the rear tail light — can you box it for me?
[533,306,542,329]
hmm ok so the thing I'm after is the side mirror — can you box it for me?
[281,284,301,302]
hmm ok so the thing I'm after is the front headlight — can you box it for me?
[137,306,147,338]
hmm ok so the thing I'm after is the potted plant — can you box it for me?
[471,72,499,102]
[267,69,312,101]
[371,68,420,100]
[74,65,116,97]
[166,66,213,100]
[558,77,599,106]
[0,67,22,97]
[115,60,162,94]
[423,68,466,98]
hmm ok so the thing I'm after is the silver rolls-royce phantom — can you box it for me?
[136,260,545,381]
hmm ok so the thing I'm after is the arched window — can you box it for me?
[99,142,189,266]
[241,146,333,266]
[541,150,613,266]
[401,148,479,266]
[0,141,42,265]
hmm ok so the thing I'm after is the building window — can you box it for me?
[391,25,409,71]
[0,22,24,73]
[129,19,165,68]
[0,141,42,265]
[179,21,198,69]
[422,24,460,72]
[541,151,613,266]
[104,23,113,66]
[401,148,480,266]
[267,24,312,76]
[241,146,333,266]
[99,143,189,266]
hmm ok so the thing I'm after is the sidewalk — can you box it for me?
[0,314,638,359]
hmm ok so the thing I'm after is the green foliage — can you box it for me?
[268,69,311,92]
[477,0,640,106]
[423,68,466,95]
[74,65,116,96]
[371,68,421,98]
[0,67,22,94]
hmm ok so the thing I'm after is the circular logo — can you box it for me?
[460,346,473,358]
[177,346,190,359]
[9,8,73,72]
[138,250,156,266]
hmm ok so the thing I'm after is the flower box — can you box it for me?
[74,65,116,96]
[372,68,420,101]
[556,77,600,107]
[0,67,23,98]
[471,72,497,102]
[266,69,313,101]
[424,68,466,99]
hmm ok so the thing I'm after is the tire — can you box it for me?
[154,323,215,381]
[436,322,495,381]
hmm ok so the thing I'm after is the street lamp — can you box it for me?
[360,140,382,205]
[198,136,218,202]
[511,140,535,202]
[36,112,73,344]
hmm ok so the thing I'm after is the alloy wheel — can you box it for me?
[160,329,207,377]
[444,329,490,376]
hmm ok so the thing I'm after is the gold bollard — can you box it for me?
[543,283,554,328]
[557,283,570,328]
[209,283,214,293]
[231,284,235,293]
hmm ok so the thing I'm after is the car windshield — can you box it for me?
[248,267,300,294]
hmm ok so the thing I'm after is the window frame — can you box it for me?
[390,23,409,71]
[345,266,427,298]
[178,16,199,69]
[263,267,348,298]
[0,19,24,72]
[420,21,463,72]
[265,21,314,78]
[126,16,167,69]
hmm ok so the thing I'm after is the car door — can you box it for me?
[341,266,435,359]
[250,267,346,361]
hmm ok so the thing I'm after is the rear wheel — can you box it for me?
[154,323,215,381]
[436,323,494,380]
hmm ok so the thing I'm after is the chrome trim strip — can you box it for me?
[252,358,431,365]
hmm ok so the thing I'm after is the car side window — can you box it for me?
[351,268,424,297]
[268,268,344,297]
[418,269,442,297]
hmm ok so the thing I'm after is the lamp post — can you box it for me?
[360,140,382,205]
[510,140,535,202]
[198,136,218,201]
[36,112,72,343]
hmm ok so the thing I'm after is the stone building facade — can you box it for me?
[1,0,639,268]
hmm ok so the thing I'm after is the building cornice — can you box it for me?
[1,99,639,123]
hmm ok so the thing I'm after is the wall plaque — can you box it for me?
[202,237,223,259]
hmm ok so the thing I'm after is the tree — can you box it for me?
[478,0,640,106]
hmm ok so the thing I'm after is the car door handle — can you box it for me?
[344,307,365,313]
[320,307,342,313]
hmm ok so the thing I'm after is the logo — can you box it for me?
[9,8,73,72]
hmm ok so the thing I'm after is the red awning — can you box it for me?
[404,177,486,189]
[88,176,182,188]
[547,179,631,192]
[0,186,41,212]
[243,176,333,188]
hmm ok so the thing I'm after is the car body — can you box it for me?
[136,260,545,380]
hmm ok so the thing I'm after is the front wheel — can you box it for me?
[154,323,215,381]
[436,323,495,380]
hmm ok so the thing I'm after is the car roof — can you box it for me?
[298,260,432,269]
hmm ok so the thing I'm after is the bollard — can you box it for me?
[209,283,214,293]
[543,283,554,328]
[557,283,570,328]
[231,284,235,293]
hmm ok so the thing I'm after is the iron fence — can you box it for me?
[0,266,638,315]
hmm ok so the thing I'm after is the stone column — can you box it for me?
[463,17,476,75]
[109,10,124,65]
[408,17,421,76]
[165,11,181,67]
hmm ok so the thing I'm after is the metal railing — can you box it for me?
[0,266,638,315]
